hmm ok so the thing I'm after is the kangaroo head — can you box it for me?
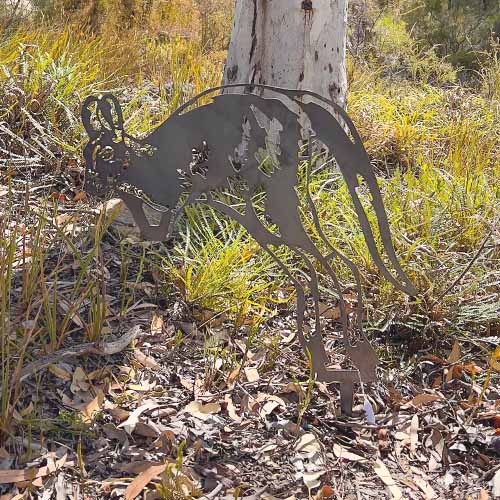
[82,94,155,200]
[82,94,127,197]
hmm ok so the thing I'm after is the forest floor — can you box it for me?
[0,169,499,500]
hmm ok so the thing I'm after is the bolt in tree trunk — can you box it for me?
[222,0,348,108]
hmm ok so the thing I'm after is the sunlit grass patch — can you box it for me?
[349,75,500,176]
[158,205,288,328]
[0,20,224,163]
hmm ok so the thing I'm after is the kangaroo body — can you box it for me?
[82,84,416,415]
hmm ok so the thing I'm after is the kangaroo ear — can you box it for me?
[96,94,125,136]
[81,95,101,140]
[81,94,125,141]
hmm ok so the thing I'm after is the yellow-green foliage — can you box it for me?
[160,206,287,325]
[0,3,227,157]
[0,28,109,150]
[369,15,457,85]
[349,79,499,176]
[341,74,497,315]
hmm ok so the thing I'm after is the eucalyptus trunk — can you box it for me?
[222,0,348,107]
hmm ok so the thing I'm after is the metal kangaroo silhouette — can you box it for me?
[82,84,416,415]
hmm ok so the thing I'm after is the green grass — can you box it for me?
[158,205,289,327]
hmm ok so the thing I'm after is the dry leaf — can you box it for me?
[150,314,163,335]
[183,401,221,420]
[20,402,34,418]
[420,354,447,365]
[254,394,286,417]
[263,496,297,500]
[281,330,296,343]
[303,470,324,490]
[54,214,76,235]
[88,366,112,381]
[48,364,72,381]
[128,381,156,392]
[332,443,366,463]
[227,366,241,388]
[296,433,321,455]
[224,394,241,423]
[120,461,167,474]
[451,364,464,380]
[73,191,87,202]
[55,213,72,225]
[133,349,159,369]
[119,402,160,434]
[0,459,74,485]
[413,476,436,499]
[410,415,419,455]
[363,398,376,425]
[282,382,305,401]
[295,434,325,491]
[71,367,89,394]
[80,390,104,422]
[124,463,166,500]
[446,341,461,382]
[0,468,42,484]
[244,367,260,383]
[495,415,500,430]
[134,422,159,438]
[447,341,461,363]
[109,406,130,422]
[103,423,128,443]
[58,299,84,328]
[319,302,341,320]
[179,377,194,391]
[463,363,483,374]
[410,393,442,408]
[373,459,403,500]
[492,469,500,498]
[490,346,500,372]
[193,375,205,400]
[320,485,335,499]
[102,198,126,222]
[478,487,489,500]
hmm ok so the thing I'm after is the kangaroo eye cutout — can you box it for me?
[100,146,115,161]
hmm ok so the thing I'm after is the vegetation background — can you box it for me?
[0,1,498,498]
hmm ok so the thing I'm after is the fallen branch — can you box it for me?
[13,326,142,387]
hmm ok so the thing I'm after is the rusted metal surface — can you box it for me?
[82,84,416,415]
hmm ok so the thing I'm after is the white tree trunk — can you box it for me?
[222,0,348,108]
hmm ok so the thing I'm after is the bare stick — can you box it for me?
[7,326,142,389]
[437,225,495,302]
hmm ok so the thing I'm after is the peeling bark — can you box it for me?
[223,0,348,108]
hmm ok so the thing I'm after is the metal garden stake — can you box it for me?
[82,84,416,415]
